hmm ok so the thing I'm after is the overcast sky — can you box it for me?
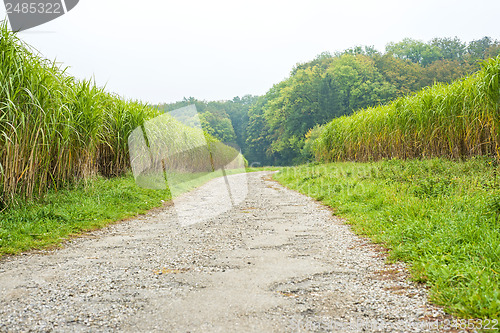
[1,0,499,104]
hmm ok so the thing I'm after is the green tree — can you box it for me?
[341,45,380,57]
[245,96,274,165]
[156,36,500,167]
[386,38,441,66]
[423,59,474,85]
[224,95,258,153]
[467,37,495,61]
[199,111,236,143]
[373,53,424,97]
[430,37,466,61]
[327,54,396,111]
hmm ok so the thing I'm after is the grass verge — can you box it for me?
[0,174,171,257]
[274,157,500,319]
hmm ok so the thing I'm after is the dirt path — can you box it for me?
[0,172,446,332]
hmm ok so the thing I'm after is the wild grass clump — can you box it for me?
[314,55,500,162]
[0,22,160,207]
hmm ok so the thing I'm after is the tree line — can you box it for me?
[157,36,500,166]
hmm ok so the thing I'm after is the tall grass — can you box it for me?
[314,55,500,162]
[0,22,244,208]
[0,22,159,206]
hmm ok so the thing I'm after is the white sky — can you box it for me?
[1,0,500,104]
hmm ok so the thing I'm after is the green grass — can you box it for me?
[274,157,500,319]
[0,174,171,257]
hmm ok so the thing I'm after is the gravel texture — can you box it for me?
[0,171,450,332]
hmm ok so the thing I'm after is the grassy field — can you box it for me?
[274,157,500,319]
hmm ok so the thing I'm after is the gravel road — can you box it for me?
[0,171,448,332]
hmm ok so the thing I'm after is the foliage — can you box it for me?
[386,38,442,66]
[387,37,500,67]
[199,111,236,143]
[247,54,401,165]
[156,95,258,152]
[245,95,275,166]
[301,125,323,161]
[314,55,500,162]
[430,37,467,62]
[274,157,500,318]
[153,36,500,167]
[245,36,499,165]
